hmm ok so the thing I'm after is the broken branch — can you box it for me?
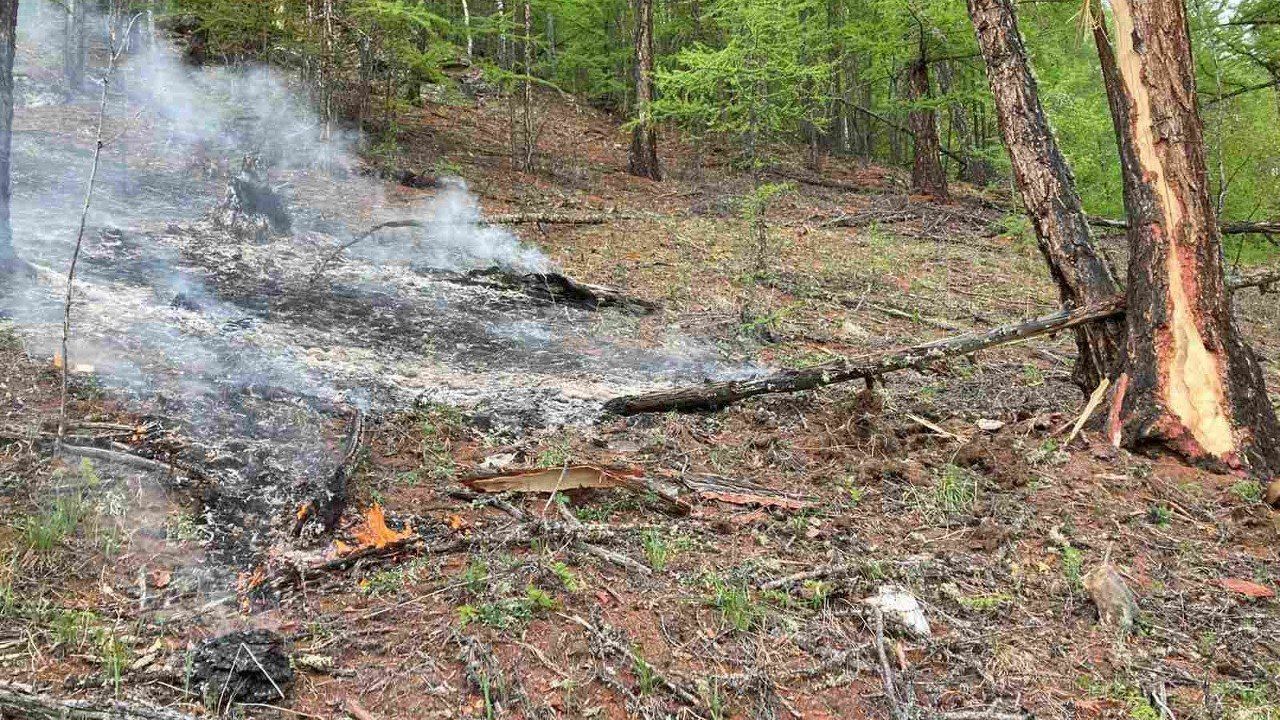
[605,298,1126,415]
[0,682,200,720]
[1089,215,1280,236]
[605,266,1277,416]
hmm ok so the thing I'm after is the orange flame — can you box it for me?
[351,504,413,550]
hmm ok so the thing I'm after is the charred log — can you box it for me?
[458,267,658,315]
[211,157,292,242]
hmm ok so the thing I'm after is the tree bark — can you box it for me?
[0,0,16,274]
[966,0,1125,391]
[1100,0,1280,476]
[627,0,661,180]
[907,57,948,200]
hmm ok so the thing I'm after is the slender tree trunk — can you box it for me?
[1097,0,1280,475]
[522,0,534,170]
[0,0,16,274]
[907,56,948,200]
[627,0,661,180]
[64,0,85,95]
[461,0,473,61]
[967,0,1124,391]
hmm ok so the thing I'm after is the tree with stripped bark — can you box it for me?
[1092,0,1280,476]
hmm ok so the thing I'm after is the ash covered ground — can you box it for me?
[0,5,750,567]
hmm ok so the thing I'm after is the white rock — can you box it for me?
[478,453,517,471]
[976,418,1005,432]
[864,585,932,638]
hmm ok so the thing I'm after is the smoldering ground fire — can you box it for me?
[0,3,748,577]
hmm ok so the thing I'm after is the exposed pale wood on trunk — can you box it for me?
[1099,0,1280,475]
[966,0,1124,391]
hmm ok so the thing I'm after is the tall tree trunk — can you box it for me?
[907,53,948,199]
[0,0,16,274]
[627,0,661,180]
[966,0,1124,391]
[1097,0,1280,475]
[461,0,473,61]
[64,0,85,95]
[521,0,534,170]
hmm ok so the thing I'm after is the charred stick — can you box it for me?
[57,443,181,476]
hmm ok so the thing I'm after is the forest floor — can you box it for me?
[3,87,1280,720]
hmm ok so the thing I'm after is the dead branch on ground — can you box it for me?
[0,682,199,720]
[605,298,1126,415]
[605,267,1276,416]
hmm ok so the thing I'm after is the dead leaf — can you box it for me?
[352,504,413,550]
[463,465,634,493]
[446,513,469,530]
[149,568,172,589]
[699,491,812,510]
[1218,578,1276,599]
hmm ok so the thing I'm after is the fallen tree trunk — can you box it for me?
[605,298,1126,415]
[604,268,1275,415]
[0,682,200,720]
[1089,215,1280,236]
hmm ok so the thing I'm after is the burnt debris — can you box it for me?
[189,629,294,708]
[212,157,292,242]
